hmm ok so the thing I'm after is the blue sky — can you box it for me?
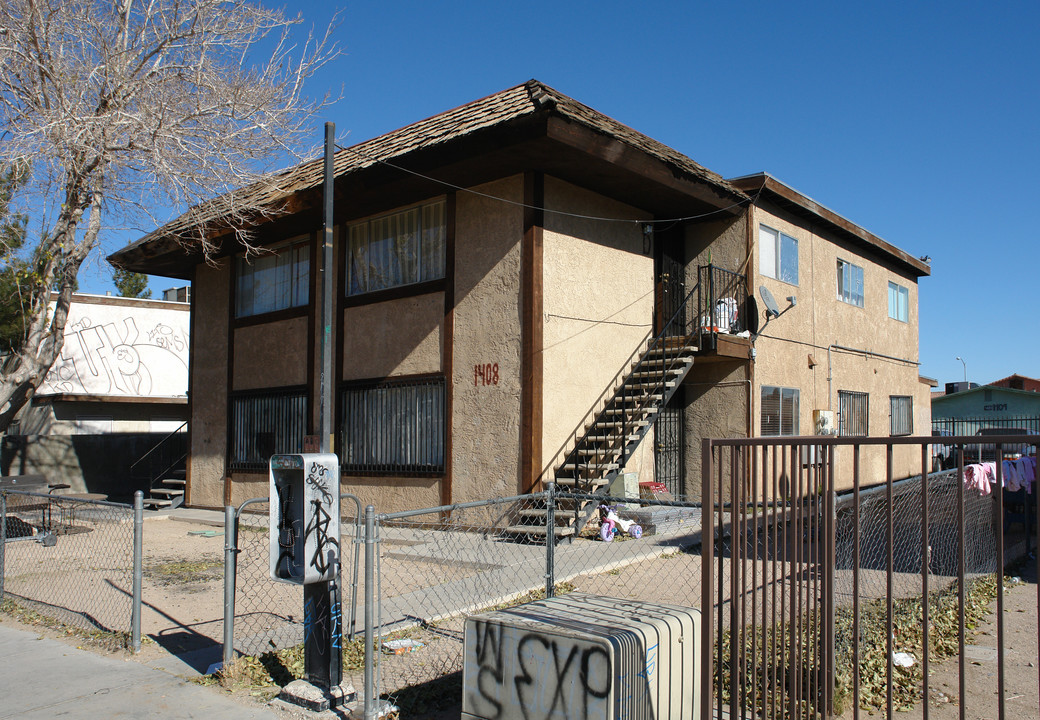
[89,0,1038,389]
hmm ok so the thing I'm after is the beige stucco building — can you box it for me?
[110,81,931,516]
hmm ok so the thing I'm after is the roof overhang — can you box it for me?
[730,172,930,278]
[111,81,749,279]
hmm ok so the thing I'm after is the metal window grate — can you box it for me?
[229,387,308,471]
[340,376,445,475]
[838,390,869,437]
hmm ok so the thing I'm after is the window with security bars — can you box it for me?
[229,387,308,470]
[890,395,913,436]
[340,376,445,474]
[761,386,799,435]
[838,390,869,437]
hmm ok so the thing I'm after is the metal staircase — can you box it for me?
[131,422,189,509]
[507,289,702,540]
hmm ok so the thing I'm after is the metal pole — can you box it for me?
[1,493,7,601]
[364,505,376,720]
[545,482,555,598]
[223,505,237,670]
[132,490,143,652]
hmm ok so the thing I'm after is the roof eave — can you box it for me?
[731,172,930,278]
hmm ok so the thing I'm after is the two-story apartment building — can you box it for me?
[109,80,931,520]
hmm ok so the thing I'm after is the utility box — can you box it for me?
[608,472,640,509]
[269,453,340,585]
[462,593,701,720]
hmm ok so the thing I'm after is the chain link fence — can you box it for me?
[1,489,142,649]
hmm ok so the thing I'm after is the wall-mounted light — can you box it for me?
[642,224,653,255]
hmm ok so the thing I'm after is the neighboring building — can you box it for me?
[2,292,189,500]
[109,80,931,516]
[932,380,1040,433]
[989,374,1040,393]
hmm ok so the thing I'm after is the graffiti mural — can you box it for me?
[40,298,189,398]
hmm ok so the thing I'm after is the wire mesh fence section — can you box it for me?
[370,490,710,716]
[1,490,135,646]
[229,506,304,656]
[833,469,997,609]
[228,503,363,659]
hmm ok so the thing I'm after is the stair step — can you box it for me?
[151,488,185,498]
[162,478,186,487]
[516,508,577,524]
[505,525,576,538]
[574,447,622,456]
[558,462,618,472]
[552,476,611,487]
[592,420,649,429]
[146,498,175,508]
[585,433,638,443]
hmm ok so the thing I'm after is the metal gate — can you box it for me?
[654,395,685,498]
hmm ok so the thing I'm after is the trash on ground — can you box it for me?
[382,639,424,655]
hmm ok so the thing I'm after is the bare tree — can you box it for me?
[0,0,338,431]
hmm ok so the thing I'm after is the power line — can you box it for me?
[335,142,761,226]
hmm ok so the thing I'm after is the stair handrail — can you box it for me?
[129,420,188,475]
[540,279,703,490]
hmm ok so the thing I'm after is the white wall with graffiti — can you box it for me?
[12,292,190,437]
[41,293,189,399]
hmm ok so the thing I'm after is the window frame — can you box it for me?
[836,258,865,308]
[759,224,799,286]
[228,386,309,472]
[888,281,909,322]
[339,374,446,476]
[346,199,447,299]
[761,385,800,436]
[838,390,869,437]
[234,236,311,319]
[890,395,913,436]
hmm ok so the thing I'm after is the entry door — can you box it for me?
[656,237,686,335]
[654,396,685,499]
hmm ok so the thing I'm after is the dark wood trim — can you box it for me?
[186,266,196,506]
[545,116,742,214]
[730,173,930,277]
[231,305,308,329]
[521,172,544,493]
[340,373,444,389]
[229,383,309,399]
[441,192,456,507]
[341,279,446,309]
[335,222,346,455]
[225,259,236,479]
[306,230,317,436]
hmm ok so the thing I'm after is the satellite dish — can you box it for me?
[760,286,781,319]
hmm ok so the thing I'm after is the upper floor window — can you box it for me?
[759,225,798,286]
[836,259,864,307]
[347,200,446,296]
[888,281,909,322]
[761,386,799,436]
[235,237,310,318]
[890,395,913,436]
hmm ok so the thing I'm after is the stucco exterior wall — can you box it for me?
[233,316,308,390]
[750,202,926,490]
[541,177,655,482]
[450,176,524,503]
[188,262,231,508]
[341,294,443,381]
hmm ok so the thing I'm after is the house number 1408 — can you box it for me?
[474,363,499,386]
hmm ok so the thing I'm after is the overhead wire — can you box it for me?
[335,142,764,226]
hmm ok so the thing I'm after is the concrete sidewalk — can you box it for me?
[0,622,280,720]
